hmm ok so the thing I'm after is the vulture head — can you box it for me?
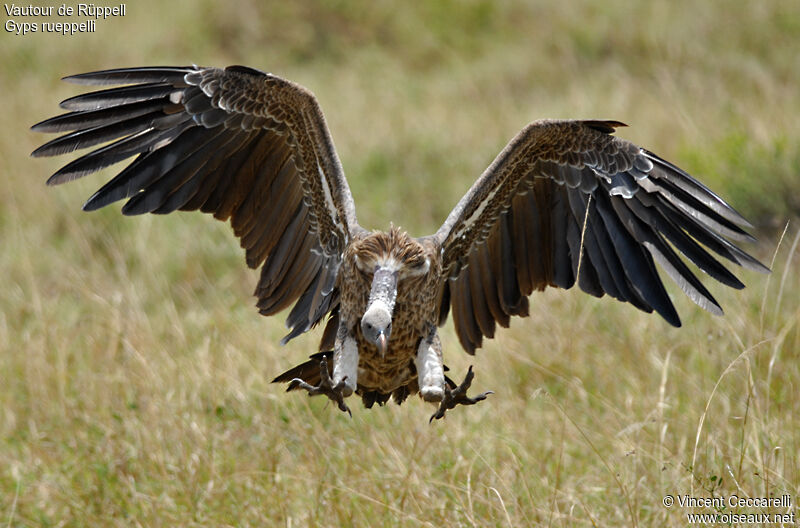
[356,228,431,355]
[361,291,394,356]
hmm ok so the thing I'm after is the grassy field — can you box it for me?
[2,0,799,525]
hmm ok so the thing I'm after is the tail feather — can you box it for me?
[271,351,332,387]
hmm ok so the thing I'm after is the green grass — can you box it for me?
[2,0,799,525]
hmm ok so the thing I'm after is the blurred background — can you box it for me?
[2,0,798,525]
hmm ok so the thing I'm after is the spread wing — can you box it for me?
[429,119,769,354]
[32,65,365,343]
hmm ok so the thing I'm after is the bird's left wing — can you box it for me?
[428,119,768,354]
[33,65,364,342]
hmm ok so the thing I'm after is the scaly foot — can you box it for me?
[429,365,493,422]
[287,358,352,416]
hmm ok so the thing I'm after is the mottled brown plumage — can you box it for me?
[341,228,440,395]
[33,65,768,419]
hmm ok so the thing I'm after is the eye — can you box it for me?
[406,257,429,275]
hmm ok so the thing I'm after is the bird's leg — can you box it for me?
[332,328,358,396]
[287,328,358,416]
[429,366,493,422]
[416,331,445,402]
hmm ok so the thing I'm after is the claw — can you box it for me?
[430,365,493,422]
[287,358,352,417]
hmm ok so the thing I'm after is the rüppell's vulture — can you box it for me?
[32,65,769,420]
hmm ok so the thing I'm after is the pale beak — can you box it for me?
[377,332,388,356]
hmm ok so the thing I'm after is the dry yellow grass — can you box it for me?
[2,0,798,526]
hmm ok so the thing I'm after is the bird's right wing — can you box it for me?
[33,65,365,342]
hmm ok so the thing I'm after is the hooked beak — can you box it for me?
[377,332,388,356]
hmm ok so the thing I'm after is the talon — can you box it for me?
[430,365,492,422]
[286,359,352,417]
